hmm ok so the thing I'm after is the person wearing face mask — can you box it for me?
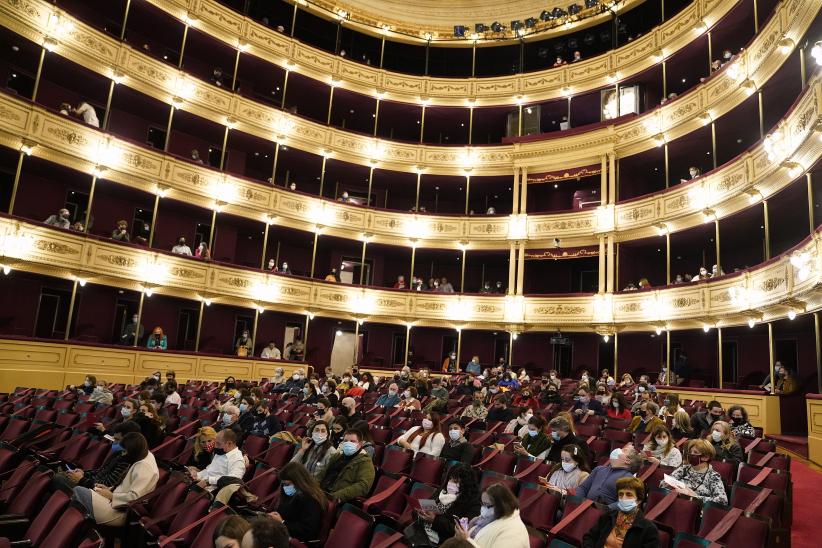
[630,383,652,413]
[339,396,363,424]
[577,446,641,505]
[460,392,488,421]
[582,477,660,547]
[453,483,528,548]
[218,405,244,443]
[594,383,611,406]
[662,439,727,504]
[75,374,97,395]
[120,313,144,345]
[317,429,375,502]
[301,381,323,404]
[134,401,164,448]
[606,392,631,420]
[405,464,481,546]
[440,420,475,464]
[545,416,591,463]
[727,405,755,439]
[512,416,550,458]
[163,380,181,407]
[270,367,286,386]
[273,369,307,393]
[146,327,167,350]
[72,432,159,526]
[376,383,401,408]
[707,421,743,464]
[538,445,590,495]
[399,386,423,411]
[512,389,538,410]
[572,387,605,419]
[690,400,726,436]
[171,236,192,255]
[88,379,114,405]
[486,396,516,423]
[321,381,340,407]
[466,355,482,375]
[442,351,460,373]
[642,424,682,467]
[188,429,247,505]
[329,416,348,448]
[539,383,563,406]
[658,393,682,417]
[291,420,335,478]
[189,426,218,469]
[498,372,521,391]
[457,376,476,397]
[398,413,446,457]
[53,421,141,492]
[235,330,253,357]
[307,398,335,431]
[504,407,534,437]
[268,462,326,542]
[247,401,283,438]
[628,401,664,434]
[44,207,72,229]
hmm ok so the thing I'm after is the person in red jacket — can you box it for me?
[512,388,539,410]
[606,392,632,421]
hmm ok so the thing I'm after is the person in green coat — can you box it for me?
[317,430,375,502]
[513,415,551,458]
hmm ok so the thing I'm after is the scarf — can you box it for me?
[613,509,638,539]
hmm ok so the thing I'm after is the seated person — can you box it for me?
[339,396,364,424]
[461,393,488,420]
[188,426,218,469]
[775,367,798,394]
[629,401,664,433]
[512,415,550,459]
[707,421,743,464]
[583,477,660,547]
[53,422,141,491]
[577,446,640,505]
[606,392,632,420]
[291,420,335,478]
[453,483,529,548]
[405,463,481,546]
[690,400,726,436]
[399,386,423,411]
[661,439,727,504]
[642,424,682,467]
[671,409,696,440]
[658,393,682,417]
[214,515,250,548]
[486,397,517,423]
[269,462,325,543]
[72,432,159,526]
[376,383,401,408]
[504,407,533,437]
[219,404,245,442]
[572,387,605,418]
[539,383,563,406]
[317,429,375,502]
[241,515,290,548]
[440,420,474,463]
[246,401,283,438]
[545,416,591,463]
[187,429,247,505]
[397,413,446,457]
[538,444,590,495]
[728,405,756,439]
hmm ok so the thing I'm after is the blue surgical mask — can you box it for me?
[341,441,359,456]
[610,448,623,461]
[282,484,297,497]
[551,431,561,441]
[528,429,538,437]
[617,498,638,512]
[222,414,233,426]
[111,443,123,453]
[239,403,248,413]
[121,408,132,418]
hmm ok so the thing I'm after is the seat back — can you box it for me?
[0,418,29,441]
[476,447,517,475]
[697,502,770,548]
[369,524,408,548]
[25,490,71,546]
[645,488,701,535]
[325,504,374,547]
[737,463,790,493]
[6,469,51,517]
[0,458,36,505]
[730,483,784,527]
[242,435,269,459]
[164,492,212,543]
[480,470,518,494]
[409,453,444,485]
[260,440,296,469]
[76,440,111,470]
[555,496,604,545]
[189,511,230,548]
[518,483,560,531]
[38,502,88,547]
[671,532,712,548]
[381,445,414,475]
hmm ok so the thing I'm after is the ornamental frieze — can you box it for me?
[34,240,79,255]
[45,126,88,147]
[715,172,745,193]
[8,0,41,18]
[670,297,701,308]
[470,223,506,234]
[759,277,786,292]
[170,267,204,280]
[417,302,446,311]
[68,31,116,61]
[375,298,405,309]
[98,254,135,268]
[219,277,251,288]
[534,305,586,315]
[319,293,349,303]
[474,305,499,314]
[195,2,243,33]
[618,303,644,313]
[710,290,733,303]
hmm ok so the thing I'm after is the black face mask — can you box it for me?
[226,382,235,389]
[732,417,744,424]
[213,447,226,456]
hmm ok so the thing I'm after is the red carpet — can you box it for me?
[790,459,822,548]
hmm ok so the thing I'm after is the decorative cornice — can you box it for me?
[2,217,821,332]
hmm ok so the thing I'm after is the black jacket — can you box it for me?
[246,413,283,438]
[487,406,516,423]
[277,491,323,542]
[425,491,481,542]
[691,412,725,436]
[545,433,590,463]
[711,440,744,464]
[439,440,474,464]
[80,453,131,488]
[582,510,659,548]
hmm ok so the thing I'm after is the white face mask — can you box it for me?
[711,431,723,442]
[449,429,462,441]
[422,419,433,430]
[612,400,619,408]
[446,481,460,495]
[655,437,668,446]
[480,505,495,519]
[403,391,411,398]
[561,461,577,473]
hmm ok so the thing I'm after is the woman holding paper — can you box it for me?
[660,439,727,504]
[404,464,480,546]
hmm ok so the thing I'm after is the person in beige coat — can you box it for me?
[454,483,529,548]
[73,432,159,526]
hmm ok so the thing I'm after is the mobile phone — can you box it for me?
[643,450,653,457]
[103,434,116,442]
[458,517,469,530]
[64,464,75,472]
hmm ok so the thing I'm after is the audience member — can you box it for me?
[399,386,422,411]
[662,439,727,504]
[44,208,71,229]
[643,424,682,467]
[398,412,446,456]
[690,400,725,435]
[461,393,488,420]
[572,387,605,418]
[629,401,664,434]
[72,432,159,525]
[111,220,130,242]
[583,477,660,547]
[504,406,533,436]
[453,483,528,548]
[539,444,590,495]
[119,313,144,345]
[235,329,253,357]
[88,379,114,405]
[545,416,590,463]
[727,405,755,438]
[442,350,459,373]
[292,420,335,478]
[487,397,516,423]
[146,327,167,350]
[241,515,290,548]
[607,392,631,420]
[189,426,218,469]
[775,366,798,394]
[317,429,376,502]
[376,382,401,407]
[671,409,695,440]
[707,420,743,463]
[513,415,550,458]
[54,421,140,491]
[260,341,281,359]
[171,237,192,255]
[188,428,247,505]
[270,462,325,543]
[247,401,282,438]
[440,420,474,463]
[195,241,211,259]
[577,446,640,505]
[214,515,250,548]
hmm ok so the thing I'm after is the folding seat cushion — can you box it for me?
[730,482,785,528]
[409,453,444,485]
[0,469,51,519]
[18,490,71,546]
[696,502,770,548]
[517,483,561,531]
[550,496,604,546]
[737,463,791,493]
[37,502,88,547]
[362,473,409,516]
[644,488,701,536]
[380,445,414,475]
[324,504,374,547]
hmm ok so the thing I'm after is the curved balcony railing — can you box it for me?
[1,74,819,249]
[1,0,814,176]
[147,0,735,106]
[1,215,820,332]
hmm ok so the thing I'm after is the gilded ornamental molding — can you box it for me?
[0,0,815,176]
[0,76,819,249]
[1,217,821,332]
[146,0,735,105]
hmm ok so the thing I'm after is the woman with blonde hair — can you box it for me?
[618,373,635,389]
[662,439,727,504]
[557,410,577,435]
[671,409,694,440]
[189,426,217,469]
[707,421,743,463]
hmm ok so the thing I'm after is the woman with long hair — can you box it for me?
[405,463,481,546]
[270,462,326,542]
[607,392,632,420]
[189,426,217,469]
[642,424,682,467]
[291,420,335,478]
[540,444,591,495]
[398,412,446,457]
[671,409,695,440]
[707,421,743,464]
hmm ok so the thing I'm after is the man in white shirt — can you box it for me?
[261,341,281,360]
[164,381,181,407]
[171,237,193,256]
[188,429,246,504]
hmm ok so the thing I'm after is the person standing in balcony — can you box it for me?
[439,277,455,293]
[64,101,99,128]
[235,329,253,357]
[775,367,798,395]
[120,313,144,345]
[171,236,192,255]
[393,275,407,289]
[111,220,130,242]
[44,208,71,229]
[146,327,167,350]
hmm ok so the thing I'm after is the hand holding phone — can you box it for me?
[64,464,75,472]
[459,517,469,530]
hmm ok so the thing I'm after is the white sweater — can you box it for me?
[469,510,529,548]
[397,426,445,457]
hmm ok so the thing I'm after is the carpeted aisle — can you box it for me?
[789,459,822,548]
